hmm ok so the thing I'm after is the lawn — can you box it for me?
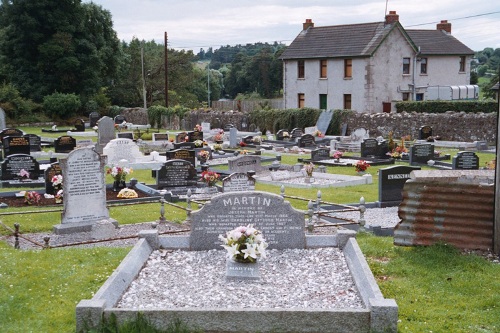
[0,138,498,332]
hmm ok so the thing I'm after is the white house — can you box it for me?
[279,11,475,113]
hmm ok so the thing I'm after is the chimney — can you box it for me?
[385,10,399,25]
[303,19,314,30]
[437,20,452,34]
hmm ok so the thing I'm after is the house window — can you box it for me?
[320,60,327,78]
[403,57,410,75]
[319,94,327,109]
[416,93,424,101]
[298,60,305,79]
[343,94,351,109]
[420,58,427,74]
[402,92,410,101]
[298,93,305,108]
[459,56,466,72]
[344,59,352,78]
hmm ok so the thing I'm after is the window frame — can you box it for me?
[298,93,305,108]
[319,94,327,109]
[298,60,305,79]
[320,59,327,79]
[403,57,411,75]
[344,58,352,78]
[343,94,352,109]
[420,57,427,74]
[459,56,466,72]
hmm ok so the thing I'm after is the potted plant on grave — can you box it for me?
[24,191,41,205]
[194,139,204,148]
[107,165,133,192]
[219,225,268,263]
[200,170,220,187]
[354,160,370,174]
[198,150,210,164]
[213,129,224,143]
[332,150,343,162]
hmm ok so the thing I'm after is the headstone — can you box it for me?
[315,110,334,135]
[156,159,197,188]
[201,122,211,132]
[116,132,134,140]
[26,134,42,152]
[452,151,479,170]
[153,133,170,142]
[311,147,330,161]
[76,139,95,148]
[89,112,100,128]
[44,162,62,195]
[0,128,23,142]
[56,148,111,234]
[1,154,40,180]
[103,138,143,165]
[190,191,305,250]
[360,138,378,157]
[297,134,315,147]
[228,155,262,173]
[166,149,196,166]
[304,126,317,135]
[97,116,115,154]
[409,144,434,165]
[290,128,303,140]
[351,128,369,142]
[376,140,390,159]
[187,131,203,142]
[224,124,234,132]
[223,173,256,192]
[0,108,6,130]
[242,135,254,144]
[378,165,421,206]
[114,115,126,125]
[2,136,30,157]
[229,127,238,147]
[54,135,77,153]
[419,125,433,140]
[74,118,85,132]
[175,131,188,143]
[276,129,289,141]
[173,142,196,150]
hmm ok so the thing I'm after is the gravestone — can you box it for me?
[311,147,330,161]
[173,142,196,150]
[409,144,434,165]
[156,159,197,188]
[76,139,95,148]
[116,132,134,140]
[153,133,170,142]
[54,135,77,153]
[351,128,368,142]
[44,162,62,195]
[2,136,30,157]
[298,134,315,147]
[224,124,234,132]
[229,127,238,147]
[89,112,100,128]
[228,154,262,173]
[0,108,6,130]
[97,116,115,154]
[103,138,143,164]
[201,122,211,132]
[304,126,318,135]
[55,147,112,234]
[166,149,196,166]
[276,129,289,141]
[290,128,303,140]
[222,173,256,192]
[26,134,42,152]
[195,147,212,162]
[75,118,85,132]
[242,135,254,144]
[419,125,433,140]
[0,128,23,142]
[361,138,378,157]
[1,154,40,180]
[114,115,126,125]
[175,132,188,143]
[190,191,305,250]
[315,110,334,135]
[453,151,479,170]
[378,165,421,207]
[187,131,203,142]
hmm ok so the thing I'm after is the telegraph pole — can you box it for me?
[164,32,169,107]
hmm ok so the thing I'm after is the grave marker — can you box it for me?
[361,138,378,157]
[228,154,262,173]
[316,110,334,135]
[55,148,111,234]
[153,133,170,141]
[103,138,142,164]
[0,108,5,130]
[311,147,330,161]
[453,151,479,170]
[75,118,85,132]
[1,154,40,180]
[97,116,115,154]
[116,132,134,140]
[0,128,23,142]
[378,165,421,206]
[26,134,42,152]
[276,129,289,141]
[409,144,434,165]
[173,142,196,150]
[242,135,254,144]
[201,122,211,132]
[229,127,238,147]
[187,131,203,142]
[114,115,126,124]
[222,173,256,192]
[89,112,100,128]
[290,128,303,140]
[298,134,315,147]
[54,135,77,153]
[419,125,433,140]
[190,191,305,250]
[2,136,30,157]
[166,149,196,166]
[156,159,197,188]
[175,132,188,143]
[44,162,62,195]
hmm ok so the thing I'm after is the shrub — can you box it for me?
[43,92,81,119]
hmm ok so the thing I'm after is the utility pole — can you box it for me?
[207,63,210,107]
[164,32,169,107]
[141,46,147,108]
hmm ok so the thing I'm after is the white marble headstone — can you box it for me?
[103,138,143,165]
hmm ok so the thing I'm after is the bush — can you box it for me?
[43,92,81,119]
[0,83,41,120]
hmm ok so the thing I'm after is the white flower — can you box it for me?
[241,244,258,259]
[222,244,240,258]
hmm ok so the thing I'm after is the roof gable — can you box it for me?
[406,29,474,55]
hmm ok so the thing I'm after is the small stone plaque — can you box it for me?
[226,259,260,281]
[223,172,255,192]
[228,155,262,173]
[452,151,479,170]
[116,132,134,140]
[153,133,170,142]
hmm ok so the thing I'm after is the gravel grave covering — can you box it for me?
[117,247,364,310]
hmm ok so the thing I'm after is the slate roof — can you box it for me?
[280,21,474,60]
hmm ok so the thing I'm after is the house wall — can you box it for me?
[414,55,471,88]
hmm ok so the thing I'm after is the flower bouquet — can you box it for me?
[18,169,30,180]
[355,160,370,173]
[194,139,204,147]
[332,150,343,160]
[194,124,203,132]
[55,189,63,204]
[51,174,63,190]
[200,170,220,186]
[219,225,268,263]
[24,191,41,205]
[107,165,133,182]
[313,129,324,137]
[304,162,314,177]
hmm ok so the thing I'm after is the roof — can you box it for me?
[280,21,474,60]
[406,30,474,55]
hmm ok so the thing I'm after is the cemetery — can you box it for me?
[0,111,499,333]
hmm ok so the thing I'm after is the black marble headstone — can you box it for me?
[117,132,134,140]
[187,131,204,142]
[361,139,378,157]
[156,159,197,188]
[418,125,433,140]
[290,128,303,140]
[409,144,434,165]
[44,162,62,195]
[173,142,196,150]
[166,149,196,166]
[89,112,100,128]
[153,133,170,141]
[298,134,315,147]
[54,135,77,153]
[26,134,42,152]
[276,129,289,141]
[114,115,126,125]
[175,132,188,143]
[378,165,421,205]
[1,154,40,180]
[311,147,330,161]
[242,135,254,144]
[2,136,30,157]
[0,128,23,143]
[75,118,85,131]
[452,151,479,170]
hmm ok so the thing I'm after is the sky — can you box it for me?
[84,0,500,52]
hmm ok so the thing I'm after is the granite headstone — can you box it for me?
[378,165,421,206]
[409,144,434,165]
[1,154,40,180]
[156,159,197,188]
[44,162,62,195]
[222,173,256,192]
[54,135,77,153]
[103,138,142,164]
[166,149,196,166]
[2,136,30,157]
[228,154,262,173]
[452,151,479,170]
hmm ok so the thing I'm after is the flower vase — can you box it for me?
[357,171,366,175]
[55,197,62,204]
[334,158,340,163]
[113,180,126,192]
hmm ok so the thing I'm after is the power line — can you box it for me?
[406,11,500,27]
